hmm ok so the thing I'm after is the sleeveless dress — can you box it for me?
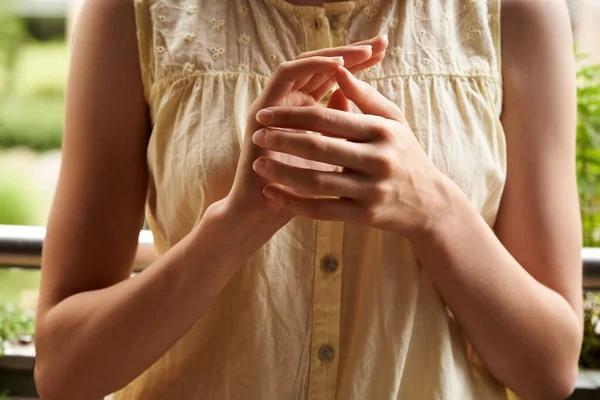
[114,0,510,398]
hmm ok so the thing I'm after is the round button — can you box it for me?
[318,344,335,362]
[321,255,338,273]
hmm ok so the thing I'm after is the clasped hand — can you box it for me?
[251,66,450,237]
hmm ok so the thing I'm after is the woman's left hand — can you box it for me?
[251,66,454,237]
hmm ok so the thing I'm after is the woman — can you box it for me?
[34,0,582,399]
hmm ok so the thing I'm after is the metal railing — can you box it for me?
[1,224,600,288]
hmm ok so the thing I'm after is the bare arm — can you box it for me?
[238,2,581,397]
[409,1,582,399]
[34,1,386,398]
[34,1,254,398]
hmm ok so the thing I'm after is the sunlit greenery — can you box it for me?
[0,41,67,151]
[582,292,600,369]
[0,304,35,357]
[577,61,600,247]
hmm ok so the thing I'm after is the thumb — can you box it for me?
[326,88,352,112]
[335,67,407,123]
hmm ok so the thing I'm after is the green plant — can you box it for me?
[0,303,35,357]
[0,97,64,151]
[0,167,37,226]
[576,59,600,247]
[581,291,600,369]
[0,8,27,98]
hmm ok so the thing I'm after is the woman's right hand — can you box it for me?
[215,37,388,243]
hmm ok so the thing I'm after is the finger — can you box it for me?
[256,106,384,142]
[326,88,351,112]
[291,74,315,92]
[298,45,372,94]
[350,34,389,55]
[308,76,338,102]
[262,184,363,222]
[298,72,334,93]
[308,51,386,101]
[252,128,377,172]
[347,51,386,74]
[335,66,407,123]
[253,157,367,198]
[263,56,344,102]
[297,45,373,67]
[297,36,388,101]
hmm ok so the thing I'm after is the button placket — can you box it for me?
[321,255,339,273]
[307,219,344,400]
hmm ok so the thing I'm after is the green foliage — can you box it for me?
[0,178,36,226]
[0,98,64,151]
[0,303,35,357]
[581,292,600,369]
[0,38,67,151]
[0,8,27,98]
[577,61,600,246]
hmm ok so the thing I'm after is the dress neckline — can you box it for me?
[265,0,376,15]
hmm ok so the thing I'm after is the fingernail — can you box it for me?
[256,109,273,124]
[252,129,266,146]
[263,186,275,200]
[382,33,388,41]
[253,158,267,175]
[332,56,344,63]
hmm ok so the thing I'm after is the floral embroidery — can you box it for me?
[210,19,225,30]
[389,18,399,29]
[238,5,249,15]
[467,26,482,40]
[237,63,250,72]
[389,46,402,57]
[158,15,167,22]
[238,33,251,45]
[363,6,377,20]
[184,32,196,42]
[156,46,165,54]
[183,62,195,73]
[268,26,276,33]
[186,5,198,14]
[209,47,225,60]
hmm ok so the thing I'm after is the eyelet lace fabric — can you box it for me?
[115,1,511,399]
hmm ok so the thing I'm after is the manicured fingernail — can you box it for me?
[252,129,266,146]
[253,158,267,175]
[382,33,388,41]
[256,109,273,124]
[263,186,275,200]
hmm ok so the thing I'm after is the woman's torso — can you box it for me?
[115,0,509,398]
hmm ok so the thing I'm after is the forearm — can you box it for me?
[409,180,581,400]
[35,201,260,400]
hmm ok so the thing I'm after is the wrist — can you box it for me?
[407,172,473,246]
[193,198,277,269]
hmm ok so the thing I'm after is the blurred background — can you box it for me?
[0,0,600,398]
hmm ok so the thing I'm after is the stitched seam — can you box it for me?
[149,71,271,96]
[150,70,501,95]
[361,73,501,82]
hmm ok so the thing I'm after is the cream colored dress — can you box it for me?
[115,0,510,398]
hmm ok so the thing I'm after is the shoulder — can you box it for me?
[500,0,572,57]
[500,0,574,92]
[74,0,136,35]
